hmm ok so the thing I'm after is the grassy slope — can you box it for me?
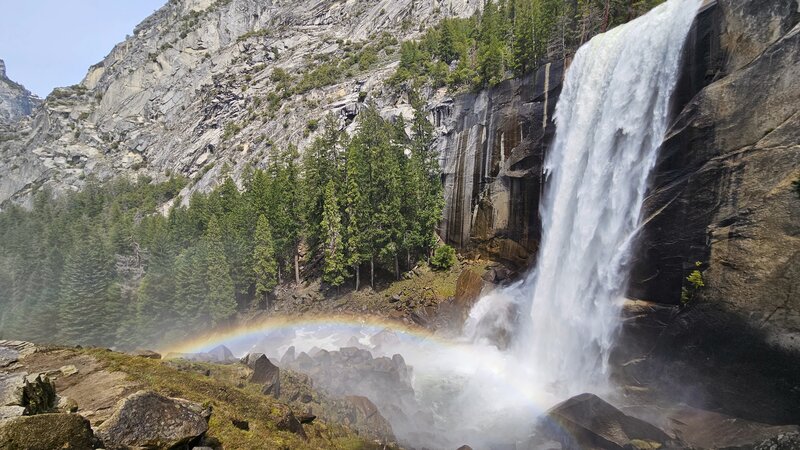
[87,349,388,450]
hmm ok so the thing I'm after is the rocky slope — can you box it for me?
[0,0,480,205]
[0,340,396,449]
[0,60,40,127]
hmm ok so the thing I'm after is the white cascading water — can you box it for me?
[466,0,702,396]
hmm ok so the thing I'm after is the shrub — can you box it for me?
[430,245,457,271]
[681,261,705,305]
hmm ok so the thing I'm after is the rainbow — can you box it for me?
[160,313,447,356]
[160,312,587,444]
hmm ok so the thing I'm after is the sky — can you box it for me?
[0,0,166,97]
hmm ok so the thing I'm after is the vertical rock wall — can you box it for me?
[436,61,563,268]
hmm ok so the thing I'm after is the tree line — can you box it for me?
[0,102,444,349]
[392,0,665,89]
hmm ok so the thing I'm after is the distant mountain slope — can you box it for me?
[0,59,40,125]
[0,0,480,205]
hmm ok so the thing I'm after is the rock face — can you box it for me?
[0,0,480,206]
[436,62,563,267]
[619,0,800,425]
[95,390,210,449]
[0,413,96,450]
[241,352,281,397]
[281,345,415,442]
[0,372,56,417]
[0,59,40,126]
[541,394,678,450]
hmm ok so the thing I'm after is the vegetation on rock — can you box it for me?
[391,0,666,89]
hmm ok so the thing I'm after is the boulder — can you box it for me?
[0,372,56,415]
[130,349,162,359]
[755,432,800,450]
[0,341,36,369]
[242,353,280,397]
[0,413,95,450]
[345,395,395,442]
[640,404,800,450]
[280,346,296,365]
[95,390,210,449]
[541,394,678,450]
[207,345,236,363]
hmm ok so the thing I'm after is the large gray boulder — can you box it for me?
[0,372,56,417]
[241,353,280,397]
[0,413,95,450]
[95,390,210,449]
[541,394,679,450]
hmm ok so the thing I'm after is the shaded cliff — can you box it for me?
[437,61,563,268]
[624,0,800,426]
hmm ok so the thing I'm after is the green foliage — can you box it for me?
[390,0,665,90]
[0,107,447,347]
[321,181,347,288]
[252,214,278,303]
[681,261,705,305]
[430,245,457,271]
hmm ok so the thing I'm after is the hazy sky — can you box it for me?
[0,0,166,97]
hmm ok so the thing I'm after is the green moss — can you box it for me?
[86,349,379,450]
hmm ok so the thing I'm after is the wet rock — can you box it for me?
[242,353,281,397]
[268,403,305,437]
[541,393,678,450]
[0,413,95,450]
[345,396,395,441]
[633,404,800,450]
[755,432,800,450]
[280,346,296,365]
[439,63,563,266]
[232,419,249,431]
[95,390,210,449]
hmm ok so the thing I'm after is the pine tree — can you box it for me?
[203,216,236,326]
[59,231,119,346]
[321,180,347,289]
[303,114,342,254]
[134,224,176,345]
[252,214,277,308]
[477,0,508,86]
[407,94,445,260]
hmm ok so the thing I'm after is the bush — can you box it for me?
[681,261,705,305]
[430,245,457,271]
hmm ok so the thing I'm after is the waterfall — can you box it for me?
[466,0,702,397]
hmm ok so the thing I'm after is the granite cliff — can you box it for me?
[0,59,40,126]
[0,0,480,204]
